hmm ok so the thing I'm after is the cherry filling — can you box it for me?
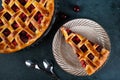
[80,44,88,53]
[66,28,72,35]
[19,13,27,22]
[5,0,10,4]
[36,0,40,2]
[18,0,28,6]
[0,38,2,42]
[88,53,94,60]
[80,60,87,68]
[0,19,4,26]
[19,31,32,43]
[34,12,43,24]
[4,12,11,21]
[3,29,11,37]
[12,21,19,30]
[72,36,81,45]
[27,4,35,13]
[12,39,18,46]
[11,4,19,12]
[28,23,36,32]
[96,45,103,52]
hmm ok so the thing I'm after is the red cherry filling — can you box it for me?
[18,0,28,6]
[73,5,80,12]
[19,31,32,43]
[96,45,103,52]
[11,4,19,12]
[3,29,11,37]
[4,12,11,21]
[0,38,2,42]
[66,28,72,35]
[5,0,10,4]
[28,23,36,32]
[36,0,40,2]
[27,4,35,13]
[72,36,81,45]
[34,12,43,24]
[0,19,4,26]
[80,44,88,53]
[88,53,94,60]
[12,21,19,30]
[19,13,27,22]
[80,60,87,68]
[12,39,18,46]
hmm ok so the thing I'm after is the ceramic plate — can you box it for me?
[52,18,111,76]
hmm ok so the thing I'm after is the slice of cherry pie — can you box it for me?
[60,27,110,75]
[0,0,54,53]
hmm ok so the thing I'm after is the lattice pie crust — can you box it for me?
[0,0,54,53]
[60,27,110,75]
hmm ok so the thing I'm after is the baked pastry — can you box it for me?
[60,27,110,75]
[0,0,54,53]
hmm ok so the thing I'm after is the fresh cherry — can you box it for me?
[61,14,67,19]
[58,12,68,20]
[73,5,80,12]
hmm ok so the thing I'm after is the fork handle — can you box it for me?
[51,73,60,80]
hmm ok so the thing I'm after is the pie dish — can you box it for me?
[0,0,54,53]
[52,19,111,76]
[60,27,110,75]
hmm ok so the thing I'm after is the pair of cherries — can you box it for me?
[59,5,80,19]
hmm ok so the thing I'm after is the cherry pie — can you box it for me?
[60,27,110,75]
[0,0,54,53]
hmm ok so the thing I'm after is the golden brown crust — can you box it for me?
[60,27,110,75]
[0,0,54,53]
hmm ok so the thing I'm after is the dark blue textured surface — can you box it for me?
[0,0,120,80]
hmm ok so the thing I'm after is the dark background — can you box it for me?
[0,0,120,80]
